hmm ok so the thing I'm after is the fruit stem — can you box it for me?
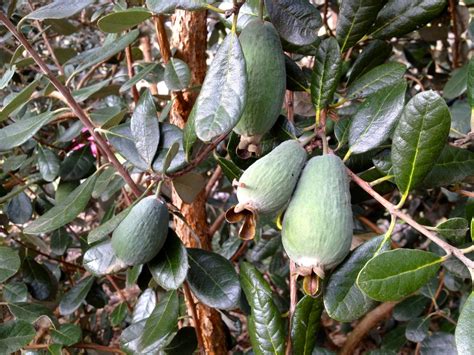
[343,148,352,162]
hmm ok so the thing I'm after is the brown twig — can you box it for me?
[230,240,249,262]
[357,215,384,234]
[340,302,397,355]
[183,282,205,353]
[405,74,425,91]
[205,165,222,197]
[0,13,142,199]
[153,15,172,64]
[125,44,140,103]
[449,0,460,68]
[347,168,474,270]
[105,275,133,312]
[76,61,104,89]
[209,211,226,236]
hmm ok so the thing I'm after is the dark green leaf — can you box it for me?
[0,111,55,151]
[22,258,57,301]
[393,295,430,321]
[291,295,323,355]
[405,317,430,343]
[0,246,21,283]
[183,107,198,162]
[87,205,132,244]
[92,166,125,200]
[72,79,112,102]
[248,235,282,263]
[146,0,210,13]
[467,58,474,107]
[285,55,310,91]
[37,145,60,182]
[455,292,474,354]
[420,332,457,355]
[357,249,443,302]
[120,63,163,94]
[164,58,191,91]
[371,0,448,39]
[335,118,350,150]
[110,302,128,326]
[194,32,247,142]
[348,40,392,83]
[24,171,98,234]
[347,62,406,99]
[7,302,54,323]
[214,153,243,181]
[131,90,160,168]
[392,91,451,195]
[50,228,72,255]
[172,173,206,203]
[265,0,321,46]
[59,276,95,315]
[240,262,285,355]
[336,0,384,52]
[48,343,63,355]
[163,327,197,355]
[310,38,342,116]
[324,236,389,322]
[422,145,474,188]
[162,142,180,174]
[140,290,179,352]
[0,78,41,122]
[3,282,28,303]
[59,145,95,181]
[6,192,32,224]
[25,0,95,20]
[51,324,82,346]
[0,320,35,354]
[187,248,241,310]
[348,81,406,155]
[122,320,147,353]
[443,64,468,99]
[83,241,127,276]
[435,218,469,243]
[148,232,188,290]
[97,8,152,33]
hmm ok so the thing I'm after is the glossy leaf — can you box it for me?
[51,324,82,346]
[0,246,20,283]
[132,288,156,323]
[164,58,191,91]
[393,295,430,321]
[97,8,152,33]
[0,78,41,122]
[391,91,451,195]
[422,145,474,188]
[3,282,28,303]
[24,172,98,234]
[0,65,16,89]
[214,153,243,181]
[25,0,95,20]
[6,192,32,224]
[83,241,127,276]
[59,276,95,315]
[357,249,443,302]
[194,33,247,142]
[336,0,384,52]
[37,145,60,182]
[348,80,406,154]
[240,262,285,355]
[348,40,392,83]
[0,320,35,354]
[406,317,430,343]
[264,0,321,46]
[0,111,56,151]
[87,205,132,244]
[110,302,128,326]
[371,0,448,39]
[436,218,469,242]
[421,332,457,354]
[131,90,160,168]
[291,295,323,355]
[455,292,474,355]
[310,38,342,115]
[7,302,53,323]
[50,228,72,255]
[146,0,210,13]
[140,290,179,353]
[347,62,406,99]
[163,327,197,355]
[187,248,241,310]
[59,145,95,181]
[443,64,468,100]
[22,257,57,301]
[324,236,389,322]
[148,231,188,290]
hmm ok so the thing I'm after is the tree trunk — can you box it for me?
[170,10,228,354]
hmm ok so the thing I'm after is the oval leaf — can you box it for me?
[348,40,392,83]
[357,249,443,302]
[25,0,95,20]
[24,171,98,234]
[59,276,95,316]
[37,145,60,182]
[324,236,390,322]
[455,292,474,354]
[148,231,188,290]
[0,320,35,354]
[0,247,21,283]
[83,241,127,276]
[186,248,241,310]
[194,32,247,142]
[164,58,191,91]
[392,91,451,195]
[265,0,322,46]
[97,8,152,33]
[51,324,82,346]
[291,295,323,355]
[146,0,210,13]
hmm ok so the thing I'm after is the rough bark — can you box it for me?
[170,10,228,354]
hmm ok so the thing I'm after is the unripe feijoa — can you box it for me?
[111,196,169,266]
[234,140,307,216]
[282,155,353,277]
[233,19,286,154]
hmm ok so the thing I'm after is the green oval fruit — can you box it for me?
[234,140,307,216]
[111,196,169,266]
[233,19,286,155]
[282,155,353,277]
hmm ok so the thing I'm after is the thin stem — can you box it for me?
[347,168,474,271]
[0,13,142,199]
[369,175,394,187]
[183,282,205,353]
[105,275,133,312]
[449,0,460,68]
[259,0,264,20]
[376,214,397,254]
[125,44,139,103]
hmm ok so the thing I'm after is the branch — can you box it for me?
[0,13,142,199]
[347,168,474,270]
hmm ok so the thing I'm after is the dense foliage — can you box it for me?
[0,0,473,354]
